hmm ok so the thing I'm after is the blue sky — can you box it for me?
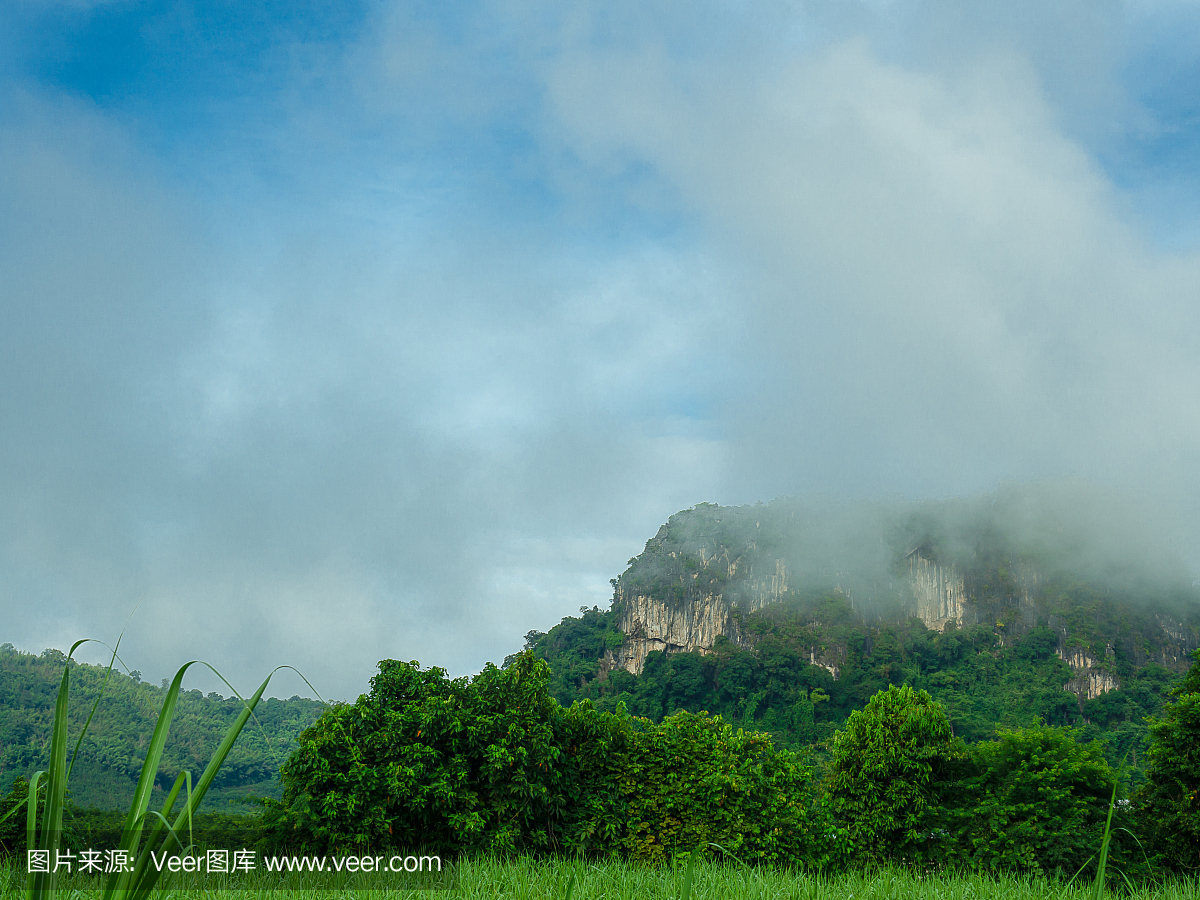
[3,0,1200,700]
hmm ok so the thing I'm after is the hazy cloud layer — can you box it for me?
[1,1,1198,699]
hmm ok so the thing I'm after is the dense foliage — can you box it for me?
[825,685,963,863]
[532,598,1179,778]
[1139,648,1200,871]
[5,641,1190,879]
[264,653,567,855]
[266,649,1186,877]
[943,726,1121,875]
[0,644,324,810]
[264,652,831,866]
[619,710,830,865]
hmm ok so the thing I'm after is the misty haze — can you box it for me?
[3,0,1200,892]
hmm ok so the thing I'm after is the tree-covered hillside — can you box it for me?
[0,644,324,810]
[531,597,1177,773]
[528,494,1200,778]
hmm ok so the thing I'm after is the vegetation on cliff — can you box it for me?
[531,496,1199,782]
[532,596,1178,778]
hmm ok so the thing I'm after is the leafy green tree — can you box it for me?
[825,684,964,863]
[265,652,837,866]
[265,652,566,855]
[1138,648,1200,870]
[620,710,831,867]
[943,726,1117,874]
[0,777,38,857]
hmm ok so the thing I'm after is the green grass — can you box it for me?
[1,855,1197,900]
[458,858,1197,900]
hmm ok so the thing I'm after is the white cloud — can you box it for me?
[4,1,1200,702]
[544,19,1200,536]
[0,89,733,698]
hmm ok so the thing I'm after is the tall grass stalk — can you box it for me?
[1063,754,1136,900]
[1089,775,1120,900]
[22,639,292,900]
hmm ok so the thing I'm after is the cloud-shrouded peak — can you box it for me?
[1,0,1198,700]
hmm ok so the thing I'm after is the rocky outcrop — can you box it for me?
[1015,562,1041,607]
[609,505,797,675]
[907,551,965,631]
[601,498,1200,692]
[615,591,738,674]
[809,648,840,681]
[614,576,785,675]
[1058,645,1119,700]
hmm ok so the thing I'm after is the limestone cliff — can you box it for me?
[614,559,788,674]
[612,504,789,675]
[616,591,747,675]
[1057,645,1120,700]
[601,497,1200,700]
[907,551,965,631]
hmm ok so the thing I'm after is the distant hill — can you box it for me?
[0,645,324,811]
[523,489,1200,773]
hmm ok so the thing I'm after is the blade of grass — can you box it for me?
[29,639,90,900]
[116,771,191,900]
[24,772,43,900]
[1090,769,1121,900]
[20,621,296,900]
[679,845,702,900]
[111,661,195,867]
[66,639,125,783]
[165,668,275,829]
[190,665,330,808]
[105,666,282,900]
[26,632,130,900]
[1065,758,1126,898]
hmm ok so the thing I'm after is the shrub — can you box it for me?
[544,699,634,856]
[942,725,1118,874]
[265,652,564,855]
[825,684,964,863]
[620,710,831,867]
[1138,648,1200,871]
[266,652,835,867]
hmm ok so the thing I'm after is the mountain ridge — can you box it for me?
[0,644,325,811]
[605,493,1199,693]
[527,489,1200,767]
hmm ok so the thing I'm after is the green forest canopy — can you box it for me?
[528,595,1179,776]
[0,644,324,811]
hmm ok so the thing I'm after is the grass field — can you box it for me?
[455,857,1200,900]
[3,855,1198,900]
